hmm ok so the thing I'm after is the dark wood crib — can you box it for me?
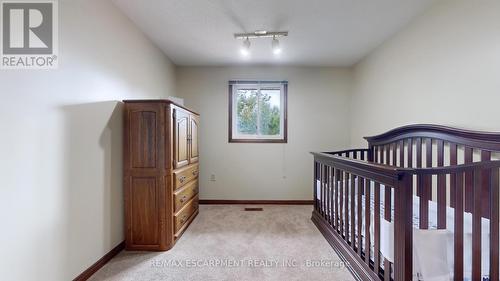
[311,125,500,281]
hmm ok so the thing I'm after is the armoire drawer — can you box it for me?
[174,196,198,233]
[174,179,198,212]
[173,163,198,190]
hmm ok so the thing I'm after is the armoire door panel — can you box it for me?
[173,108,190,169]
[130,110,157,168]
[189,114,199,163]
[130,177,159,246]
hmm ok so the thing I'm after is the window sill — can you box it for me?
[228,138,287,143]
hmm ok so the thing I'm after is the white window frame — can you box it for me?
[229,81,287,143]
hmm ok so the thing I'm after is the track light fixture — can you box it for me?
[235,30,288,56]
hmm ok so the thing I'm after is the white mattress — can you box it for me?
[316,179,494,281]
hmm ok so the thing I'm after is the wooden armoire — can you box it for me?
[123,100,199,251]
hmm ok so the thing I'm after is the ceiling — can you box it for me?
[113,0,437,67]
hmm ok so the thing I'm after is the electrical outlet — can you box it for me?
[210,174,216,181]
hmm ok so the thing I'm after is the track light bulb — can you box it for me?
[272,36,282,55]
[241,37,251,56]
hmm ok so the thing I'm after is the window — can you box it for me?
[229,81,287,143]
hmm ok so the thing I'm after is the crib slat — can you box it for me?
[330,167,335,225]
[351,173,356,248]
[327,167,332,225]
[418,173,428,229]
[326,165,330,220]
[407,138,413,168]
[335,169,339,230]
[374,182,381,276]
[482,151,491,218]
[331,167,335,225]
[357,177,363,256]
[454,172,464,281]
[320,164,324,216]
[437,140,444,166]
[491,168,499,281]
[314,162,318,211]
[340,171,344,235]
[320,164,325,217]
[424,138,432,229]
[384,185,392,281]
[425,138,432,169]
[416,138,422,197]
[384,144,388,164]
[365,179,371,265]
[465,147,473,212]
[379,145,383,163]
[425,138,432,200]
[386,145,390,165]
[384,188,391,222]
[318,163,321,214]
[323,166,327,220]
[378,145,381,163]
[399,140,404,167]
[332,167,336,225]
[437,140,446,229]
[416,138,422,168]
[385,143,394,165]
[326,165,330,219]
[345,172,350,239]
[325,165,329,220]
[330,167,337,225]
[323,164,326,218]
[331,167,335,226]
[324,165,328,218]
[425,138,432,167]
[472,169,482,280]
[384,183,392,272]
[450,143,457,207]
[384,259,390,281]
[392,143,396,166]
[378,145,385,164]
[379,145,382,163]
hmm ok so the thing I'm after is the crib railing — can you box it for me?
[312,151,500,281]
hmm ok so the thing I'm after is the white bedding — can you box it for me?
[316,179,494,281]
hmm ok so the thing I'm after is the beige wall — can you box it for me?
[0,1,176,280]
[177,66,352,200]
[350,0,500,147]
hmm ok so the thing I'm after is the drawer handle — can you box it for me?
[179,176,186,183]
[180,215,187,224]
[192,170,197,176]
[179,195,187,203]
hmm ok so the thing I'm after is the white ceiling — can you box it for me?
[113,0,437,67]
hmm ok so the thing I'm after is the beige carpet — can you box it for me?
[90,205,355,281]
